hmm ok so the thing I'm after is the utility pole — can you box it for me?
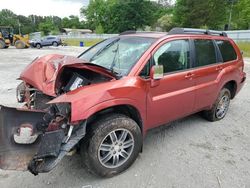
[228,0,233,30]
[18,20,21,35]
[228,0,237,30]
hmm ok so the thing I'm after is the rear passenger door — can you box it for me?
[48,37,56,45]
[43,37,53,46]
[191,38,223,110]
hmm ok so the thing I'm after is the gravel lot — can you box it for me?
[0,47,249,188]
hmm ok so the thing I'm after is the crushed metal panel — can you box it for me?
[0,105,45,170]
[28,121,86,175]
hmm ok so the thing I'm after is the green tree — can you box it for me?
[95,24,104,34]
[62,17,71,28]
[82,0,170,33]
[38,20,54,35]
[68,15,80,28]
[81,0,115,31]
[107,1,155,32]
[173,0,228,29]
[0,9,18,31]
[62,15,84,29]
[231,0,250,29]
[157,14,174,31]
[28,15,45,32]
[17,15,34,34]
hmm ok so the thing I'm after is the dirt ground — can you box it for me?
[0,47,249,188]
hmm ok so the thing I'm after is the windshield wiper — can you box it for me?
[89,38,120,62]
[110,43,120,75]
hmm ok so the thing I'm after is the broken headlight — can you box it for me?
[16,82,26,103]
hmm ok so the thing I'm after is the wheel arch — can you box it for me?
[223,80,237,99]
[86,104,144,134]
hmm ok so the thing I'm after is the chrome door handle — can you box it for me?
[185,73,194,79]
[216,66,223,71]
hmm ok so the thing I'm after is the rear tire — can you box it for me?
[80,114,142,177]
[0,40,6,49]
[36,43,42,49]
[203,88,231,121]
[52,42,58,47]
[15,40,25,49]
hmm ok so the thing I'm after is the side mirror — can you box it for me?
[150,65,164,80]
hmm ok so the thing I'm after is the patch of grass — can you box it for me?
[63,38,103,47]
[236,42,250,58]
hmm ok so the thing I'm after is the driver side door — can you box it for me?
[146,39,196,128]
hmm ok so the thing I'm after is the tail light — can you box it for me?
[241,59,245,72]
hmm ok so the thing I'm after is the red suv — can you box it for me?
[0,28,246,177]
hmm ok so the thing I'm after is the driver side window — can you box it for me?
[153,40,190,74]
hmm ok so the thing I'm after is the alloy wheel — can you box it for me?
[98,128,134,169]
[216,94,230,119]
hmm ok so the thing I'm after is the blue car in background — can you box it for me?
[29,36,62,49]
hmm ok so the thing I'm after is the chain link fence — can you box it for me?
[58,30,250,42]
[225,30,250,42]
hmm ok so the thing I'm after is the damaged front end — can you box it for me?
[16,54,115,110]
[0,104,86,175]
[0,54,116,175]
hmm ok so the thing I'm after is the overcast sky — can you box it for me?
[1,0,89,17]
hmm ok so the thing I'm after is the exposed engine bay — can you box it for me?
[57,67,112,94]
[17,66,113,110]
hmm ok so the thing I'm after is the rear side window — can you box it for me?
[215,40,237,62]
[194,39,217,67]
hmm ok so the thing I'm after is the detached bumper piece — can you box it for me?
[0,105,86,175]
[28,123,86,175]
[0,105,45,170]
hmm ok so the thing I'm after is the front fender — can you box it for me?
[71,98,146,124]
[48,77,147,124]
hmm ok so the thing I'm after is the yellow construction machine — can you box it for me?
[0,26,30,49]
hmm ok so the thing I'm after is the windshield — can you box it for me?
[79,37,155,76]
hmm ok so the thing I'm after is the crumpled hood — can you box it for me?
[20,54,115,96]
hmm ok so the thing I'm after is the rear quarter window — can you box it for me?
[215,40,237,62]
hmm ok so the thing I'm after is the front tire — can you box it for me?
[203,88,231,121]
[81,114,142,177]
[15,40,25,49]
[0,40,6,49]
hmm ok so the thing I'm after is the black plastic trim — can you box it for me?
[168,28,227,37]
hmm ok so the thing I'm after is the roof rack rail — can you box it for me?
[119,30,166,36]
[168,28,227,37]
